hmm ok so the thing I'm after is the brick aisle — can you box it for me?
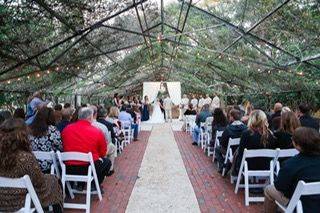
[65,131,151,213]
[174,131,263,213]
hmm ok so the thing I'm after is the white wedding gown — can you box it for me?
[146,101,165,124]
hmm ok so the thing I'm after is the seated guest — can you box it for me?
[56,107,74,132]
[0,110,12,122]
[298,103,320,131]
[215,109,247,172]
[61,107,111,185]
[281,106,291,114]
[184,104,197,116]
[29,107,62,173]
[13,108,25,119]
[264,127,320,213]
[119,105,139,141]
[0,119,63,212]
[64,103,71,109]
[192,104,212,145]
[271,111,300,149]
[233,110,275,176]
[97,106,116,144]
[107,106,120,128]
[91,106,116,175]
[210,108,228,148]
[53,104,63,124]
[241,103,253,125]
[269,102,283,131]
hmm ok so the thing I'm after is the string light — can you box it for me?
[27,76,30,79]
[36,73,41,78]
[46,70,50,74]
[297,71,304,76]
[56,67,60,71]
[7,80,11,84]
[258,68,261,72]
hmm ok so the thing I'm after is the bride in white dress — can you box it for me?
[147,99,165,124]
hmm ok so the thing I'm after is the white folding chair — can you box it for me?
[185,115,196,134]
[212,130,224,162]
[33,151,59,175]
[235,149,278,206]
[222,138,240,177]
[56,151,102,213]
[275,148,299,175]
[121,121,132,146]
[199,122,206,148]
[276,181,320,213]
[0,175,44,213]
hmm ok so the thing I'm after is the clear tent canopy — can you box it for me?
[0,0,319,101]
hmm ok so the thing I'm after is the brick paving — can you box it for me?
[65,131,151,213]
[174,131,263,213]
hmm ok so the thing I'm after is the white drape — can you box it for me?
[143,82,161,103]
[166,82,181,105]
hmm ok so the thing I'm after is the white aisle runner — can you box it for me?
[126,123,200,213]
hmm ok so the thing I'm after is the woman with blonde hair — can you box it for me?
[233,110,275,176]
[272,111,300,149]
[107,106,120,128]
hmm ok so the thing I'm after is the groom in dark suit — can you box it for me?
[159,98,166,119]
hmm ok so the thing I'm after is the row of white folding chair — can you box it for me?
[277,180,320,213]
[56,151,102,213]
[0,175,44,213]
[212,130,224,162]
[234,148,299,206]
[121,121,133,146]
[275,148,299,175]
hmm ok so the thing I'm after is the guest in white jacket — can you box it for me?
[210,93,220,111]
[204,94,212,105]
[198,95,205,111]
[190,95,198,110]
[180,94,189,120]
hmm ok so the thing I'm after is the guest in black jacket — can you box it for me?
[97,106,116,144]
[215,109,247,172]
[233,110,275,176]
[298,103,319,131]
[210,108,228,148]
[264,127,320,213]
[184,104,197,116]
[272,111,300,149]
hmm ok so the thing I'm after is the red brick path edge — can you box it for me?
[65,131,151,213]
[174,131,263,213]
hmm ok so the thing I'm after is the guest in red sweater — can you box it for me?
[61,107,111,184]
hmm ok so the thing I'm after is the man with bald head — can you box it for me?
[269,102,283,131]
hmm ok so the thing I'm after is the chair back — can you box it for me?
[33,151,59,175]
[0,175,44,213]
[215,130,223,144]
[285,181,320,213]
[121,121,131,129]
[244,149,278,159]
[277,148,299,158]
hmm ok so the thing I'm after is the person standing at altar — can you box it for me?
[198,95,205,111]
[180,94,189,120]
[190,95,198,110]
[164,96,173,122]
[204,94,212,106]
[113,93,121,108]
[141,95,150,121]
[159,98,166,119]
[210,93,220,111]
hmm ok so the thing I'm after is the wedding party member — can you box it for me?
[180,94,189,119]
[215,109,247,172]
[113,93,121,108]
[190,95,198,110]
[192,104,212,145]
[0,118,63,212]
[233,110,274,176]
[26,91,48,125]
[119,105,139,141]
[210,93,220,111]
[61,107,111,185]
[264,127,320,213]
[198,95,205,110]
[298,103,320,131]
[204,94,212,106]
[163,96,173,122]
[141,95,150,121]
[29,107,63,173]
[159,98,166,119]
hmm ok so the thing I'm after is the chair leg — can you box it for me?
[244,172,249,206]
[85,180,91,213]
